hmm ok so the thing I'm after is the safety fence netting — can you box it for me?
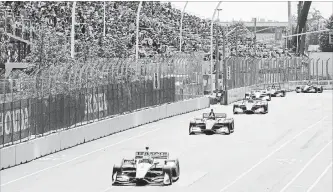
[203,57,331,93]
[0,52,203,147]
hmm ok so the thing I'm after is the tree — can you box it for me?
[307,8,324,45]
[24,26,73,70]
[293,1,312,55]
[319,14,333,52]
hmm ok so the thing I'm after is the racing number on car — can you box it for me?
[153,72,160,89]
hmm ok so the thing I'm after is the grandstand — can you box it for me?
[0,1,293,80]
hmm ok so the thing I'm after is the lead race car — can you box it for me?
[245,89,271,101]
[296,83,323,93]
[112,147,180,186]
[233,97,268,114]
[189,112,234,135]
[265,84,286,97]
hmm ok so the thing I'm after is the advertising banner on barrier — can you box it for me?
[84,88,108,122]
[0,99,30,145]
[227,87,246,104]
[0,76,174,146]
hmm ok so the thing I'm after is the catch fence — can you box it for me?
[204,57,331,92]
[0,53,203,147]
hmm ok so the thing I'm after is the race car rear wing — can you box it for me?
[203,113,227,119]
[135,152,169,159]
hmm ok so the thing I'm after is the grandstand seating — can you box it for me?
[0,1,289,71]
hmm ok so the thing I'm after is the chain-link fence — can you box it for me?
[204,57,331,93]
[0,52,203,147]
[226,57,314,89]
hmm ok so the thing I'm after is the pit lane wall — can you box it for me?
[226,80,333,104]
[0,97,210,169]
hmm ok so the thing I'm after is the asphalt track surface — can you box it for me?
[1,91,332,192]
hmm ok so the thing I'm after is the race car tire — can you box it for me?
[189,124,195,135]
[229,121,235,133]
[189,126,195,135]
[282,91,286,97]
[263,105,268,114]
[171,159,180,181]
[112,165,121,185]
[318,87,323,93]
[162,168,173,186]
[314,87,318,93]
[225,128,230,135]
[225,123,233,135]
[233,106,238,114]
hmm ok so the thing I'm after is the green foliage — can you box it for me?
[319,15,333,52]
[24,26,74,70]
[307,8,324,45]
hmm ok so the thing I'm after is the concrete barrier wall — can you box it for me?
[227,84,267,104]
[0,97,210,169]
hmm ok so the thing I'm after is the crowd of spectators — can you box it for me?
[0,1,287,63]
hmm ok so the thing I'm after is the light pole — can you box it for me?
[135,1,143,72]
[222,22,227,105]
[103,1,106,37]
[210,1,222,94]
[254,18,257,54]
[215,8,222,95]
[70,1,76,58]
[179,1,188,52]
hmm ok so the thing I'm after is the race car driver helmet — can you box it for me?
[307,81,311,85]
[248,98,255,103]
[141,147,153,163]
[208,109,216,119]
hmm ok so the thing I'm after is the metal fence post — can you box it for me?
[316,58,319,83]
[321,59,324,80]
[327,58,331,80]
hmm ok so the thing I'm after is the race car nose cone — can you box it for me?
[206,120,215,130]
[136,163,151,178]
[246,104,254,110]
[136,170,147,179]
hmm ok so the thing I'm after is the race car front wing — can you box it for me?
[233,105,267,114]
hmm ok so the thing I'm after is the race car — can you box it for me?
[233,97,268,114]
[112,147,180,186]
[265,84,286,97]
[189,112,234,135]
[245,89,271,101]
[296,84,323,93]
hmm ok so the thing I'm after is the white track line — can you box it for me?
[306,161,333,192]
[279,140,332,192]
[1,126,161,187]
[219,116,328,192]
[99,186,113,192]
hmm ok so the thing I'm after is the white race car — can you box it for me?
[112,147,180,186]
[245,89,271,101]
[189,113,234,135]
[233,97,268,114]
[265,84,286,97]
